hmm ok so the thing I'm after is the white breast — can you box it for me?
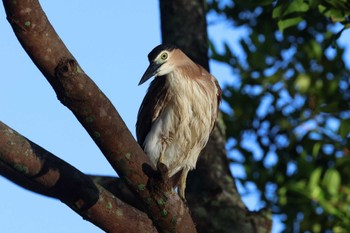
[143,70,218,176]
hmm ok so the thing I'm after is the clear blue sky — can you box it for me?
[0,2,349,233]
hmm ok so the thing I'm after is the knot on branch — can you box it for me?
[54,58,92,104]
[56,58,84,78]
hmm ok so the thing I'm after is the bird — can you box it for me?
[136,44,221,199]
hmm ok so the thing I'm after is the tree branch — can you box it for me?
[0,121,156,233]
[2,0,196,232]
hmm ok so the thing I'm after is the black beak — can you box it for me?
[138,62,161,85]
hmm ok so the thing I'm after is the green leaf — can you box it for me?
[345,22,350,29]
[277,17,303,32]
[309,0,321,8]
[303,40,323,60]
[323,0,350,11]
[312,143,322,158]
[273,0,310,19]
[272,5,284,19]
[339,119,350,138]
[309,167,322,190]
[295,74,311,93]
[286,0,310,15]
[312,223,322,233]
[320,199,341,216]
[323,169,341,196]
[310,185,322,199]
[318,4,349,22]
[332,226,347,233]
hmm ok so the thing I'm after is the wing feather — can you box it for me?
[212,74,222,131]
[136,77,168,147]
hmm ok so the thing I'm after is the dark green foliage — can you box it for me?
[208,0,350,231]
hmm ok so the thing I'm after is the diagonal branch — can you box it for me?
[0,121,156,233]
[2,0,196,232]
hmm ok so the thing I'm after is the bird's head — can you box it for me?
[138,44,178,85]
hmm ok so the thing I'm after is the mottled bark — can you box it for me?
[160,0,272,232]
[90,175,146,212]
[1,0,196,232]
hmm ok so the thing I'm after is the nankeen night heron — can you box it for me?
[136,44,221,199]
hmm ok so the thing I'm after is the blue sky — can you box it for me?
[0,1,349,233]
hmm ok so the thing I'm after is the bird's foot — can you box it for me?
[142,162,173,196]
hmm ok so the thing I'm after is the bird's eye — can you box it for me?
[161,52,168,60]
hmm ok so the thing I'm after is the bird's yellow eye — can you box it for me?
[161,52,168,60]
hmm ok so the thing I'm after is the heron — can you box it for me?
[136,44,221,199]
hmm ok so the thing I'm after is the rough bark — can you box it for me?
[90,175,146,212]
[160,0,272,232]
[1,0,196,232]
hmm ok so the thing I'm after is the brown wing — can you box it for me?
[197,64,222,133]
[210,75,222,133]
[213,75,222,117]
[136,77,168,147]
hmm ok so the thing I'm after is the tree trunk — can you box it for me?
[159,0,272,232]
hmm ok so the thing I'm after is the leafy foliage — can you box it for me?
[208,0,350,231]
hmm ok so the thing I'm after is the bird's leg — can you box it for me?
[178,167,190,200]
[155,138,169,184]
[158,134,170,168]
[158,144,166,166]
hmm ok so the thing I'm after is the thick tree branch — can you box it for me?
[0,121,156,233]
[2,0,196,232]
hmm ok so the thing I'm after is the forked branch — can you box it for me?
[0,121,156,233]
[1,0,196,232]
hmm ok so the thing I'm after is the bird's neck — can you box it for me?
[166,70,189,88]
